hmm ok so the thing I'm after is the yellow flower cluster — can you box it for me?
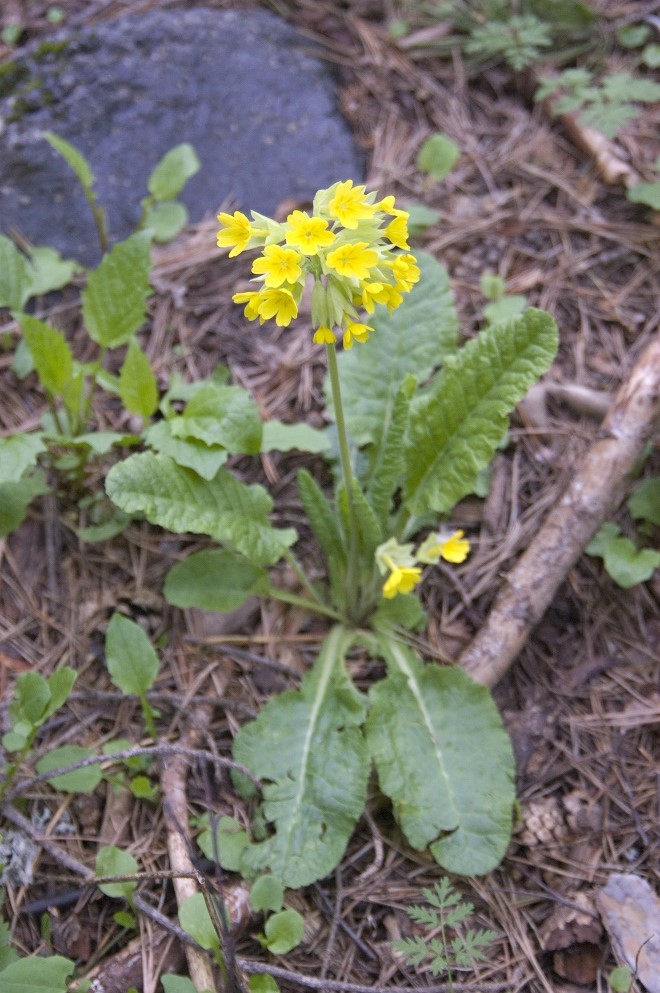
[216,180,420,348]
[375,531,471,599]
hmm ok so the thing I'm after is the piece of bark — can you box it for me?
[596,874,660,993]
[459,336,660,688]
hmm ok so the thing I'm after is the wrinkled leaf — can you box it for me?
[18,314,73,396]
[145,420,228,480]
[627,477,660,525]
[233,626,369,887]
[261,420,330,453]
[250,875,284,913]
[82,232,152,347]
[404,309,558,515]
[197,815,250,872]
[336,251,458,448]
[106,452,296,565]
[0,471,50,536]
[26,246,78,296]
[171,383,262,454]
[118,338,159,418]
[366,640,515,875]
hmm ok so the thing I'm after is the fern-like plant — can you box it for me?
[392,877,497,987]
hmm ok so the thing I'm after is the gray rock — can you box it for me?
[0,8,363,266]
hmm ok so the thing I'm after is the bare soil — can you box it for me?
[1,2,658,993]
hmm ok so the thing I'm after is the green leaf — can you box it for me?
[142,201,188,243]
[263,909,305,954]
[404,309,558,515]
[261,420,330,453]
[642,43,660,69]
[372,590,426,633]
[616,24,650,48]
[197,815,250,872]
[162,977,201,993]
[105,612,159,697]
[11,672,51,725]
[249,976,280,993]
[587,528,659,588]
[0,472,50,536]
[483,296,527,325]
[627,477,660,525]
[171,383,262,454]
[44,666,78,717]
[366,376,415,528]
[0,955,74,993]
[0,235,31,310]
[147,143,200,201]
[118,338,159,418]
[233,626,369,887]
[162,977,200,993]
[18,314,73,396]
[609,965,634,993]
[36,745,101,793]
[164,549,268,611]
[44,131,94,190]
[26,246,78,296]
[178,892,219,953]
[82,232,152,347]
[72,432,133,455]
[95,845,138,899]
[366,641,515,875]
[627,181,660,210]
[479,273,505,300]
[336,251,458,449]
[0,434,47,483]
[417,133,460,180]
[406,203,441,234]
[145,420,228,480]
[250,875,284,913]
[297,468,346,597]
[106,452,296,566]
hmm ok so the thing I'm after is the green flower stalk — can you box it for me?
[217,180,427,620]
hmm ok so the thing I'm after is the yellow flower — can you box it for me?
[255,288,298,327]
[385,214,410,250]
[391,253,421,292]
[285,210,335,255]
[217,210,254,257]
[383,566,422,599]
[327,180,376,228]
[326,242,378,281]
[354,281,389,314]
[251,244,302,288]
[342,322,373,349]
[232,289,261,321]
[313,326,336,344]
[378,283,403,313]
[417,530,471,565]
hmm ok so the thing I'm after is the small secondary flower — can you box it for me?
[417,529,471,565]
[383,566,422,599]
[343,322,373,350]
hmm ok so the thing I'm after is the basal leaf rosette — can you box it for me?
[217,180,420,347]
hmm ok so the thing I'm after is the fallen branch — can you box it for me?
[459,335,660,688]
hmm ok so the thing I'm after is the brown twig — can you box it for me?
[459,335,660,687]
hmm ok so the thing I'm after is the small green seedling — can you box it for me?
[105,613,160,737]
[586,477,660,588]
[536,69,660,138]
[392,877,497,988]
[96,845,139,930]
[0,667,77,800]
[480,271,527,325]
[417,133,460,181]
